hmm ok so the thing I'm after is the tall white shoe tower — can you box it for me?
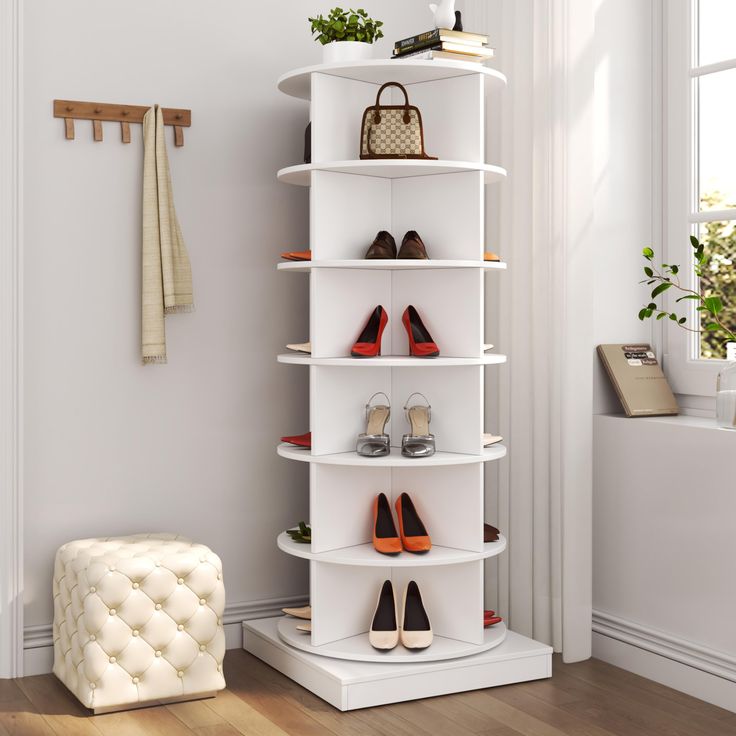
[244,59,552,711]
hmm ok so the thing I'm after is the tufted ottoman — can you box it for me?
[52,533,226,713]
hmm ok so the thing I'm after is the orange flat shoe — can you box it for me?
[373,493,402,555]
[281,250,312,261]
[395,492,431,553]
[483,251,501,262]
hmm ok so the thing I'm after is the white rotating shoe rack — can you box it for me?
[243,59,552,711]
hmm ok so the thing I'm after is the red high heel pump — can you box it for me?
[351,306,388,358]
[402,305,440,358]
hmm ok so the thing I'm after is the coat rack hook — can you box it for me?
[65,105,73,112]
[92,119,103,142]
[64,118,75,140]
[94,107,102,114]
[173,125,184,147]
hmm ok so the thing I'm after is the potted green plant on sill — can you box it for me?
[309,7,384,64]
[637,234,736,428]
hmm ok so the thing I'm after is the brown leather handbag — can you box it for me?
[360,82,437,160]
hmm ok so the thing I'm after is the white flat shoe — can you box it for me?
[369,580,399,650]
[286,342,311,353]
[296,622,311,633]
[282,605,311,620]
[400,580,432,650]
[483,343,494,351]
[482,433,503,447]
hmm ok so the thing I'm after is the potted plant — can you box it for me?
[308,7,384,64]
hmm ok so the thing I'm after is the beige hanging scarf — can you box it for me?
[141,105,193,364]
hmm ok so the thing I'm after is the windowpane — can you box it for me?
[699,220,736,359]
[697,68,736,211]
[697,0,736,67]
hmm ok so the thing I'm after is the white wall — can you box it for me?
[591,0,736,711]
[22,0,430,669]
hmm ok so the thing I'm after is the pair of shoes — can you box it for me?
[282,605,312,633]
[484,523,500,543]
[484,609,503,627]
[281,249,311,261]
[365,231,429,260]
[281,432,311,448]
[373,492,430,554]
[357,393,435,458]
[351,305,439,358]
[370,580,433,650]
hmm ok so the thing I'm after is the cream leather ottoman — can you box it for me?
[53,533,226,713]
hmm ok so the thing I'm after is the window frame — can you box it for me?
[662,0,736,398]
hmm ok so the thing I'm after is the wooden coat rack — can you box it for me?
[53,100,192,147]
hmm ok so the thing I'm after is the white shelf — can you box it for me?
[278,161,507,186]
[277,616,507,663]
[276,532,507,567]
[277,60,507,101]
[277,443,507,466]
[244,617,552,711]
[277,354,507,367]
[278,259,507,272]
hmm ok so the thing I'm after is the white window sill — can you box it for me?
[595,412,731,433]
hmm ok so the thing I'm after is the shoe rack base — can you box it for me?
[244,617,552,711]
[276,616,507,663]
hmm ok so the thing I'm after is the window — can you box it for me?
[664,0,736,397]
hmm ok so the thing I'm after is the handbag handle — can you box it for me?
[373,82,411,124]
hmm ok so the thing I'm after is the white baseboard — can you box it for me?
[22,593,308,677]
[592,610,736,714]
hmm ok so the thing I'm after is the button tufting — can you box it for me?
[89,586,96,593]
[109,609,116,615]
[132,582,139,589]
[155,650,161,657]
[132,629,139,636]
[177,624,184,631]
[217,573,222,580]
[199,644,206,651]
[109,566,116,571]
[132,676,139,684]
[109,656,116,663]
[177,578,184,585]
[90,682,96,689]
[89,634,96,641]
[177,671,184,678]
[199,598,206,605]
[155,603,162,610]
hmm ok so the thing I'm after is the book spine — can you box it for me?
[393,40,442,57]
[394,29,439,51]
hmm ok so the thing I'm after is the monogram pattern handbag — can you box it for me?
[360,82,437,160]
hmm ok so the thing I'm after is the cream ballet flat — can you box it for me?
[282,605,311,620]
[369,580,399,650]
[286,342,311,353]
[483,343,494,351]
[296,622,311,633]
[400,580,432,650]
[482,433,503,447]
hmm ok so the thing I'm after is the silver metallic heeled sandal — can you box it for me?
[401,392,435,458]
[357,392,391,457]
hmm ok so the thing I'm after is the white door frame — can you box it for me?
[0,0,24,679]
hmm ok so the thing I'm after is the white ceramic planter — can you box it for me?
[322,41,373,64]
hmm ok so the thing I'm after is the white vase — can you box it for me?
[429,0,456,30]
[322,41,373,64]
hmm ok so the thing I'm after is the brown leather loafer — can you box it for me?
[364,231,397,259]
[484,523,500,543]
[398,231,429,259]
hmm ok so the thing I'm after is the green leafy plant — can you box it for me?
[286,522,312,544]
[308,7,384,45]
[637,234,736,344]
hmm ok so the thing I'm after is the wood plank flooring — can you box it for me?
[1,651,734,736]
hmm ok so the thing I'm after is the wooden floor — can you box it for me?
[2,651,736,736]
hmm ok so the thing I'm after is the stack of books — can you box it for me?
[392,28,494,62]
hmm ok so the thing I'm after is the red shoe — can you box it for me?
[281,432,311,448]
[484,610,503,628]
[402,305,439,358]
[280,250,311,261]
[351,306,388,358]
